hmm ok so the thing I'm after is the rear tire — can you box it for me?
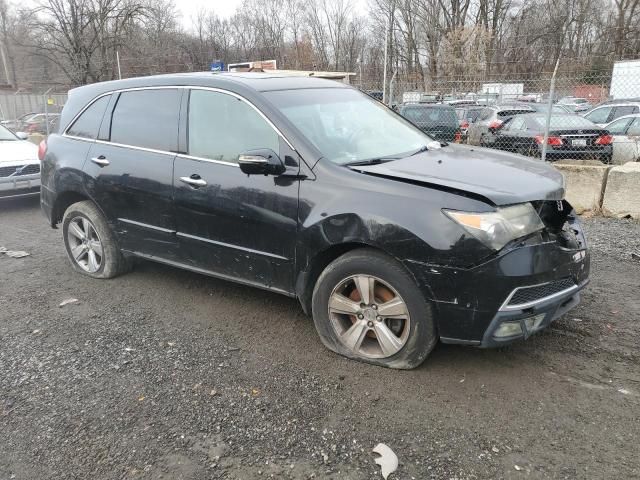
[311,249,437,369]
[62,200,130,279]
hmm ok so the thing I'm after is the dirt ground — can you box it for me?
[1,196,639,480]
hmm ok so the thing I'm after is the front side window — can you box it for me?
[264,88,430,164]
[67,95,111,139]
[606,117,633,135]
[627,118,640,136]
[584,107,612,124]
[110,89,181,151]
[188,90,280,163]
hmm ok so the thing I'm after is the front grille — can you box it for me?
[0,164,40,178]
[507,278,576,307]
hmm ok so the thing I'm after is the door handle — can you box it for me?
[91,156,109,167]
[179,175,207,187]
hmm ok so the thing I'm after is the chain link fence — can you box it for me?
[0,91,67,139]
[357,59,640,165]
[2,55,640,166]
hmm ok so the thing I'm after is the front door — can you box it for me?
[85,88,182,259]
[173,89,300,294]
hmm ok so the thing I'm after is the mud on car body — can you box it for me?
[40,73,590,369]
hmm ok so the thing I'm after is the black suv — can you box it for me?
[397,103,460,142]
[40,73,590,369]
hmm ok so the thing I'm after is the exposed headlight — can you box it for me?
[444,203,545,251]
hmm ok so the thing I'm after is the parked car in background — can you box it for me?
[455,106,484,142]
[493,113,612,163]
[398,103,461,142]
[446,99,478,107]
[1,112,37,132]
[603,114,640,164]
[22,113,61,135]
[41,73,590,368]
[557,97,592,113]
[401,91,440,104]
[595,97,640,106]
[503,101,573,114]
[0,124,40,199]
[582,103,640,127]
[466,104,536,146]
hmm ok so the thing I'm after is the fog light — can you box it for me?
[524,314,546,332]
[493,321,523,339]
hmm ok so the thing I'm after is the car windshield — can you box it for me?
[264,88,430,165]
[0,125,17,141]
[530,114,597,129]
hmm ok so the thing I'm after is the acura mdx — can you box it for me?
[40,73,590,369]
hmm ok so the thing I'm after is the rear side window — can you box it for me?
[67,95,111,139]
[480,108,493,120]
[612,105,638,119]
[402,107,458,126]
[467,109,483,122]
[110,89,181,151]
[188,89,279,163]
[508,117,526,130]
[584,106,612,124]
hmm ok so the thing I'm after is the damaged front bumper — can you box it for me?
[405,212,590,347]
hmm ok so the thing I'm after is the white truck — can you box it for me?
[610,59,640,99]
[480,83,524,102]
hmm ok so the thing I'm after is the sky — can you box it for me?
[173,0,244,27]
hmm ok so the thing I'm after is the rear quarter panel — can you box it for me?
[40,134,94,225]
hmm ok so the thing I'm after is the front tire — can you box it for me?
[311,249,437,369]
[62,200,130,279]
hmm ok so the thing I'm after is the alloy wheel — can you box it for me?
[328,275,411,359]
[67,216,103,273]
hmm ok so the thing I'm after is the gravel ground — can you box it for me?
[1,197,639,480]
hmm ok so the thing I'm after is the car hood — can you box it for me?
[350,144,565,206]
[0,140,39,164]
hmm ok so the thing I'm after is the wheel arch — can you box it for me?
[52,189,108,229]
[295,242,421,316]
[52,190,91,226]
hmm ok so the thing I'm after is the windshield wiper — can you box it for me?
[406,145,430,157]
[344,157,397,166]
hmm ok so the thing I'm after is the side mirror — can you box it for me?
[238,149,285,176]
[15,131,29,140]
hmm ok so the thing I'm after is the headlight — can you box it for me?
[444,203,545,251]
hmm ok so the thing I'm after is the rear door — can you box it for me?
[172,88,300,294]
[85,88,182,259]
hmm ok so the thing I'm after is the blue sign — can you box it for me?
[210,61,225,72]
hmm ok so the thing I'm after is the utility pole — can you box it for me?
[382,15,390,104]
[116,50,122,80]
[0,38,11,87]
